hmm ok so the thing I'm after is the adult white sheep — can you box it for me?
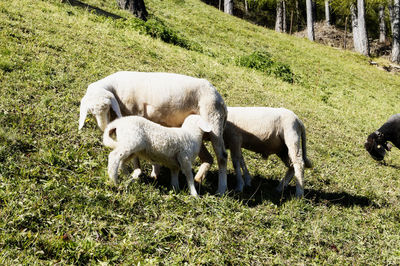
[195,107,312,197]
[103,114,212,197]
[79,71,229,194]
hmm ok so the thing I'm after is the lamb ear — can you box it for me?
[198,119,212,133]
[79,102,88,130]
[110,95,122,118]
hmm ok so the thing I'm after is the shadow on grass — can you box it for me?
[61,0,124,20]
[140,168,377,209]
[379,160,400,170]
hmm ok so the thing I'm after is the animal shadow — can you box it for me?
[138,168,376,209]
[198,172,376,208]
[379,160,400,170]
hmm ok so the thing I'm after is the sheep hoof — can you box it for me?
[190,190,199,197]
[215,188,226,196]
[194,173,205,183]
[171,181,180,192]
[194,162,210,183]
[295,190,304,198]
[131,169,142,179]
[234,183,244,193]
[150,171,158,180]
[244,175,252,187]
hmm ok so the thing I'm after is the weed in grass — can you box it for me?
[112,15,205,54]
[236,50,295,83]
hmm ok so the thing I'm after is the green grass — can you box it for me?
[1,0,400,264]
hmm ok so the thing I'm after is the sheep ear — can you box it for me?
[79,103,88,130]
[199,119,212,133]
[385,143,393,151]
[367,135,375,144]
[110,96,122,118]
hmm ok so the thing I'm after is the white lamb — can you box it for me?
[103,114,212,197]
[79,71,229,194]
[195,107,312,197]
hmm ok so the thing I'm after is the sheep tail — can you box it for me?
[103,124,118,149]
[300,120,312,168]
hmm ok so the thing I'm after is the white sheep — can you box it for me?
[195,107,312,197]
[79,71,229,194]
[103,114,212,197]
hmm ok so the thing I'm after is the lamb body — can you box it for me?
[365,114,400,161]
[79,71,228,194]
[196,107,312,197]
[103,115,211,197]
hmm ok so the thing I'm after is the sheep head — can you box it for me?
[79,89,122,131]
[364,131,392,161]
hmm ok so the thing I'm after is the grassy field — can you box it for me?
[1,0,400,264]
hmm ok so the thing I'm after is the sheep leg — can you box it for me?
[108,149,132,184]
[119,155,142,180]
[179,160,198,197]
[151,164,160,179]
[276,167,294,193]
[130,156,142,179]
[210,134,228,195]
[200,102,228,195]
[230,147,245,192]
[194,143,214,183]
[285,133,305,198]
[239,153,252,188]
[119,160,130,176]
[293,162,304,198]
[170,169,180,193]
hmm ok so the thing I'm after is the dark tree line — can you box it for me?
[116,0,400,63]
[223,0,400,63]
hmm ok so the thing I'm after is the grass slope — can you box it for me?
[1,0,400,264]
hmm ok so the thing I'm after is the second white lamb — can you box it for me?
[103,114,212,197]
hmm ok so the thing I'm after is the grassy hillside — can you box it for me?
[1,0,400,264]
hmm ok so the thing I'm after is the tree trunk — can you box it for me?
[325,0,331,26]
[224,0,233,15]
[357,0,370,56]
[351,2,369,56]
[379,5,387,43]
[295,0,300,32]
[289,10,294,34]
[389,4,395,33]
[283,1,287,32]
[275,0,284,32]
[344,15,348,49]
[351,4,361,52]
[312,0,317,21]
[116,0,147,21]
[244,0,248,14]
[306,0,315,41]
[392,0,400,63]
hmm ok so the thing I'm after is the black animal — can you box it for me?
[365,114,400,161]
